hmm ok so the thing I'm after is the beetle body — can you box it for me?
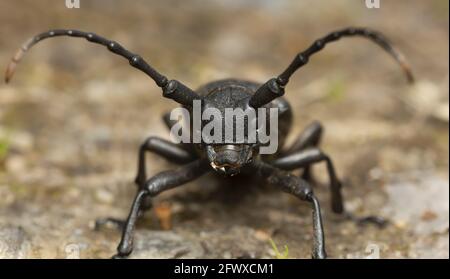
[5,27,414,259]
[193,79,292,176]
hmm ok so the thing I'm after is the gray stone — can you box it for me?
[0,225,32,259]
[383,172,449,235]
[129,230,205,259]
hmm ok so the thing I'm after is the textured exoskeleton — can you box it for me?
[6,27,414,259]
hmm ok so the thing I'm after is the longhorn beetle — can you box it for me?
[5,27,413,259]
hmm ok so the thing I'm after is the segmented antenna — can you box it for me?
[5,29,200,107]
[249,27,414,108]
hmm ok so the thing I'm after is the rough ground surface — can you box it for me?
[0,0,448,259]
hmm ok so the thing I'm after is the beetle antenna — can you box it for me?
[5,29,200,107]
[249,27,414,108]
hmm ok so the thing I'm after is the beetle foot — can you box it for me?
[111,253,128,259]
[344,212,389,229]
[355,215,389,228]
[312,250,327,259]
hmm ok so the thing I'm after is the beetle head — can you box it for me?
[206,144,253,176]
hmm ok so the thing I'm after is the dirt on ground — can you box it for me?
[0,0,448,259]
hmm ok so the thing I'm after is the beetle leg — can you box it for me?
[273,148,342,212]
[114,159,209,259]
[162,112,197,154]
[134,136,197,188]
[282,121,323,182]
[95,137,197,231]
[279,180,327,259]
[252,161,327,259]
[284,121,323,154]
[272,148,387,228]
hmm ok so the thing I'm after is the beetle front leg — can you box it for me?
[282,121,323,182]
[95,137,197,231]
[284,121,323,154]
[273,148,387,228]
[135,136,197,188]
[162,112,198,156]
[269,173,326,259]
[114,189,148,258]
[274,148,342,212]
[114,159,209,258]
[252,161,326,259]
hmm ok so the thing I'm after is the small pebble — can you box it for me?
[94,189,115,204]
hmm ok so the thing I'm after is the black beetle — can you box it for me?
[5,27,413,259]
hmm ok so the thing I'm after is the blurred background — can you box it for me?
[0,0,448,258]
